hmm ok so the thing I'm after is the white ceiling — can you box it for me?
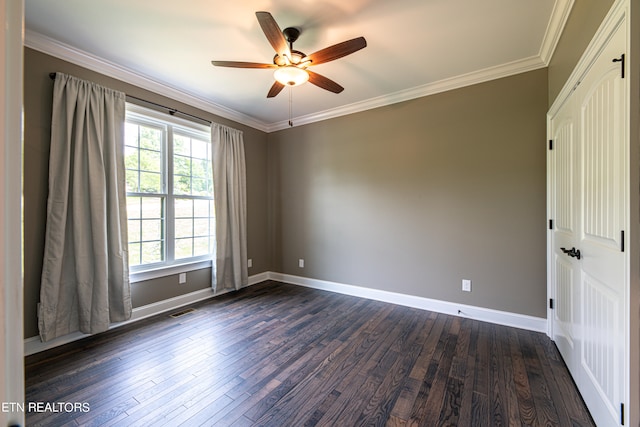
[25,0,571,132]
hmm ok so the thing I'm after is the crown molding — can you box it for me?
[26,0,572,134]
[266,55,546,132]
[539,0,575,65]
[24,30,270,132]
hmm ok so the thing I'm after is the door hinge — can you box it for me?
[620,402,624,425]
[549,219,554,230]
[549,139,553,150]
[613,54,625,78]
[621,230,625,252]
[549,298,554,310]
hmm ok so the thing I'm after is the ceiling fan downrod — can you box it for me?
[283,27,300,50]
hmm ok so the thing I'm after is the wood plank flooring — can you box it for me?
[25,281,594,426]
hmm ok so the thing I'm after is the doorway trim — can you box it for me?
[1,0,25,425]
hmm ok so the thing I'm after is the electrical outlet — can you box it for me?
[299,259,304,268]
[248,259,253,268]
[179,273,187,284]
[462,279,471,292]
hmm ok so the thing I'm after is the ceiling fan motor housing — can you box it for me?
[274,50,307,66]
[283,27,300,44]
[273,27,307,66]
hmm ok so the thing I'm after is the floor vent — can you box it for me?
[170,308,196,318]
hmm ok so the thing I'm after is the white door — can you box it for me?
[0,0,25,426]
[550,92,578,374]
[550,19,626,427]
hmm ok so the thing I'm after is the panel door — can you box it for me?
[574,21,626,427]
[550,19,626,427]
[550,96,578,375]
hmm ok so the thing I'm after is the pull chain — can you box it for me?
[288,86,293,127]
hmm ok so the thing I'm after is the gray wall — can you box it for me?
[548,0,615,105]
[268,69,548,318]
[23,48,270,338]
[25,0,614,338]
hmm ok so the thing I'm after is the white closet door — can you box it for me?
[550,18,626,427]
[575,20,626,427]
[550,95,578,375]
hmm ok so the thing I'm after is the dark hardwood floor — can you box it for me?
[25,281,594,426]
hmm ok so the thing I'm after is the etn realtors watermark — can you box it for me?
[2,401,90,413]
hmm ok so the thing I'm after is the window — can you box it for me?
[125,104,214,276]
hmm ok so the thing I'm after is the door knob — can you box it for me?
[560,247,581,260]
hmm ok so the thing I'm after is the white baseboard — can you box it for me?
[269,272,547,333]
[248,271,270,286]
[24,273,268,356]
[25,271,546,355]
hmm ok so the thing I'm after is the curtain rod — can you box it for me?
[49,72,212,125]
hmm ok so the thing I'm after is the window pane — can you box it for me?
[191,139,209,160]
[139,149,161,173]
[175,238,193,259]
[124,147,139,192]
[193,199,209,218]
[174,155,191,176]
[129,243,141,266]
[141,219,162,242]
[125,146,139,169]
[192,159,209,179]
[140,172,162,193]
[193,237,210,256]
[141,197,162,218]
[128,219,141,242]
[194,218,209,237]
[126,170,139,193]
[175,198,193,218]
[175,218,193,239]
[174,175,191,195]
[141,241,163,264]
[140,126,162,150]
[174,134,190,156]
[125,123,139,147]
[127,197,141,219]
[192,178,209,196]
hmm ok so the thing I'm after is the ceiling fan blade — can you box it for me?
[307,37,367,66]
[307,70,344,94]
[211,61,276,69]
[256,11,291,58]
[267,81,285,98]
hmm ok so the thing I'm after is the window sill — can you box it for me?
[130,259,213,283]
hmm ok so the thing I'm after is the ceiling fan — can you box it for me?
[211,11,367,98]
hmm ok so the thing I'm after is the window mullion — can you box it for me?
[166,125,175,263]
[136,126,142,192]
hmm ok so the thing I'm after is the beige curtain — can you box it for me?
[211,123,248,292]
[38,73,132,342]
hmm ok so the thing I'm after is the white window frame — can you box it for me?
[125,103,214,283]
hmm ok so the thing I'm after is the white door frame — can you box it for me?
[1,0,25,426]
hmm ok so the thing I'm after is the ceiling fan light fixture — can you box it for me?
[274,66,309,86]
